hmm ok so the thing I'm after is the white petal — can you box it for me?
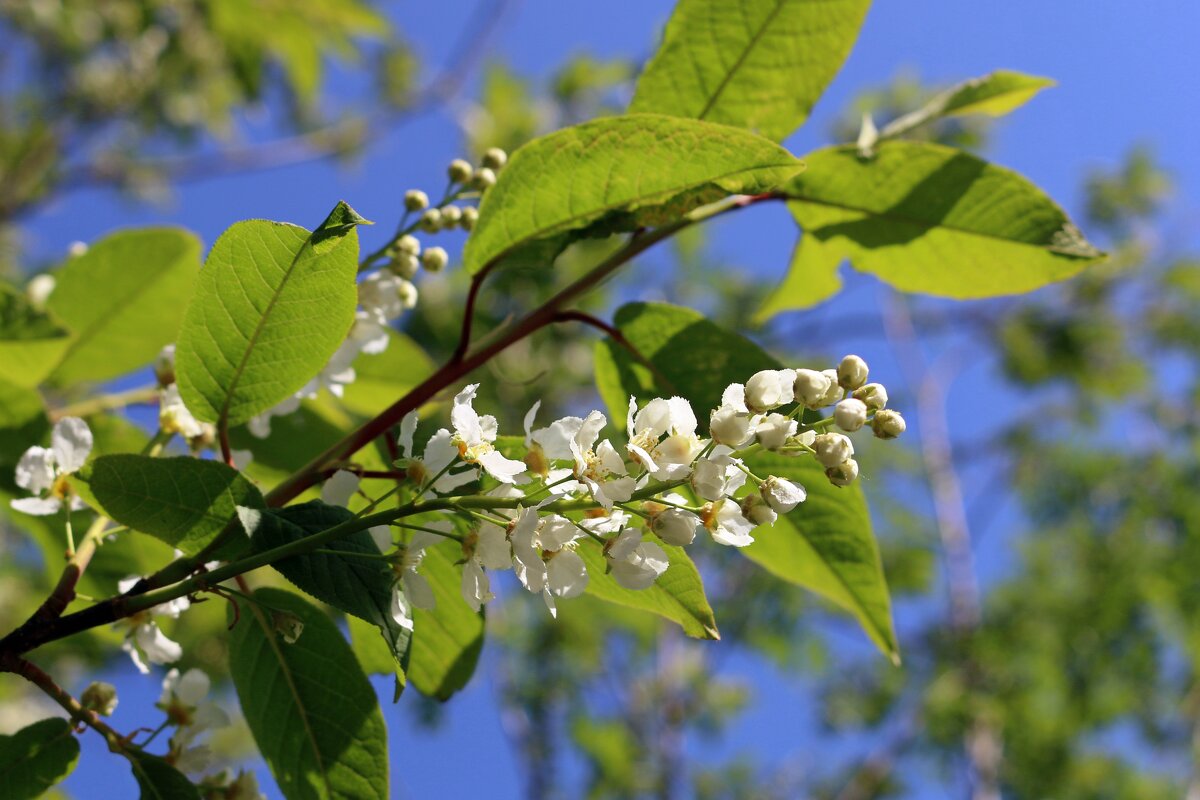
[532,416,584,461]
[10,496,63,515]
[390,584,414,631]
[478,414,499,443]
[608,529,641,561]
[596,440,628,476]
[478,449,527,484]
[666,397,698,436]
[175,669,210,706]
[538,515,578,551]
[122,640,150,673]
[403,571,436,611]
[476,523,513,570]
[369,526,393,552]
[575,410,607,453]
[547,550,588,598]
[136,622,182,665]
[398,411,419,458]
[711,502,756,547]
[451,384,484,445]
[320,470,360,508]
[51,417,92,474]
[460,560,493,611]
[522,401,542,446]
[14,446,55,493]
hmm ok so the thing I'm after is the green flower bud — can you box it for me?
[448,158,474,183]
[81,681,119,716]
[396,234,421,256]
[390,253,420,280]
[871,409,906,440]
[404,189,429,211]
[421,246,449,272]
[838,354,869,390]
[460,206,479,231]
[482,147,508,170]
[439,205,462,227]
[472,167,497,191]
[419,208,442,232]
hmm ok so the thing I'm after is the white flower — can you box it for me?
[744,369,796,413]
[605,529,669,590]
[11,417,93,516]
[834,398,868,432]
[690,447,747,502]
[116,576,188,673]
[390,529,442,631]
[461,559,493,611]
[569,411,635,509]
[740,494,778,527]
[706,500,756,547]
[761,476,806,513]
[154,343,176,386]
[348,311,390,355]
[543,548,588,610]
[872,409,906,439]
[320,470,392,549]
[358,271,408,323]
[26,274,56,309]
[509,509,588,617]
[398,411,476,495]
[838,354,869,390]
[451,384,527,483]
[813,432,855,468]
[160,668,230,777]
[650,495,700,546]
[793,369,833,409]
[625,397,703,480]
[818,368,844,406]
[158,384,205,439]
[755,412,796,451]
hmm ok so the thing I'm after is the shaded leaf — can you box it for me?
[0,718,80,800]
[0,281,71,388]
[47,228,202,385]
[407,540,485,701]
[630,0,871,141]
[76,455,263,558]
[463,114,802,274]
[759,141,1103,317]
[0,378,48,481]
[227,587,388,800]
[126,751,200,800]
[176,202,367,427]
[339,330,435,417]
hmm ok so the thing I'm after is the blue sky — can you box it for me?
[20,1,1198,797]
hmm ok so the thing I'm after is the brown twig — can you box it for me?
[1,655,127,751]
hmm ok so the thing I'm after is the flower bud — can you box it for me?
[652,507,700,546]
[419,208,442,232]
[745,369,794,413]
[755,412,796,451]
[853,383,888,411]
[710,407,754,447]
[404,189,429,211]
[761,475,806,513]
[460,206,479,231]
[81,681,118,716]
[448,158,474,183]
[472,167,497,190]
[439,205,462,227]
[837,354,869,390]
[397,279,419,309]
[396,234,421,256]
[391,253,420,280]
[818,369,844,406]
[826,458,859,487]
[871,409,906,440]
[26,274,56,310]
[812,432,854,468]
[793,368,833,408]
[272,610,305,644]
[834,398,868,432]
[691,459,728,502]
[740,494,778,527]
[421,246,449,272]
[154,344,176,387]
[482,147,508,170]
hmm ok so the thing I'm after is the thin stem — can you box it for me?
[1,655,127,752]
[49,386,158,422]
[394,522,465,541]
[219,425,235,467]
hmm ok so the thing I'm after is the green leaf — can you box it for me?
[759,141,1104,317]
[877,70,1056,141]
[462,114,803,274]
[742,450,898,661]
[126,751,200,800]
[176,201,368,428]
[629,0,871,141]
[576,538,719,640]
[227,587,388,800]
[0,718,80,800]
[250,501,411,678]
[594,301,896,657]
[0,378,48,479]
[407,540,485,701]
[338,330,435,418]
[76,455,264,558]
[0,281,71,388]
[46,228,202,385]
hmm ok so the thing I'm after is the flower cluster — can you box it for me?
[322,355,902,627]
[10,416,92,516]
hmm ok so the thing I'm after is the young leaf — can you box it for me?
[126,751,200,800]
[176,201,368,428]
[0,281,71,388]
[742,451,898,661]
[250,501,412,679]
[576,538,719,640]
[227,587,388,800]
[407,541,485,701]
[759,141,1104,317]
[0,718,80,800]
[594,301,897,657]
[75,455,263,558]
[629,0,871,141]
[877,70,1056,142]
[46,228,202,386]
[462,114,802,274]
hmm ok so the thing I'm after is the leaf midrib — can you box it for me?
[695,0,789,123]
[217,227,318,429]
[244,598,332,797]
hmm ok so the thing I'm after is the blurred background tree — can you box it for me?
[1,3,1196,798]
